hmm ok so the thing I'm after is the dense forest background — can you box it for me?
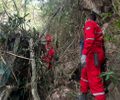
[0,0,120,100]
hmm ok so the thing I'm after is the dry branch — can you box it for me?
[60,39,75,59]
[0,50,32,61]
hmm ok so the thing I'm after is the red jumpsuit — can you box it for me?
[42,42,55,69]
[80,19,106,100]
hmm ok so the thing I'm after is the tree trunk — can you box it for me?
[29,38,40,100]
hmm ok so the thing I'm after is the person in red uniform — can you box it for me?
[80,12,106,100]
[42,34,55,69]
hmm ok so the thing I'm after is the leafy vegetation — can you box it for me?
[0,0,120,100]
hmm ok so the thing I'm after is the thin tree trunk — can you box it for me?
[29,38,40,100]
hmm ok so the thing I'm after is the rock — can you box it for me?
[46,86,78,100]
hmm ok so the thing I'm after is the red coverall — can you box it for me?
[42,42,55,69]
[80,19,106,100]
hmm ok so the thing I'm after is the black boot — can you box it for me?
[77,93,88,100]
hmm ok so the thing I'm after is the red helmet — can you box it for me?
[45,34,53,42]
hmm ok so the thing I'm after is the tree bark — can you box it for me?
[29,38,40,100]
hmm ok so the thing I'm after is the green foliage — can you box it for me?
[0,1,3,13]
[0,13,29,44]
[100,71,119,84]
[104,33,113,41]
[101,13,112,21]
[54,53,59,61]
[100,71,114,81]
[8,14,28,29]
[41,0,63,17]
[115,19,120,29]
[112,0,120,15]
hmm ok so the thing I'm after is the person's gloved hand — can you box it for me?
[81,55,86,65]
